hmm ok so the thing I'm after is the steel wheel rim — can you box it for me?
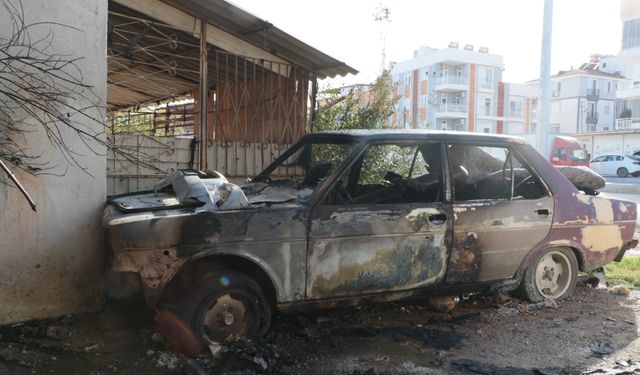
[202,293,255,342]
[534,251,572,299]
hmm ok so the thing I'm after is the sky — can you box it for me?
[229,0,622,88]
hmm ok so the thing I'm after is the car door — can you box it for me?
[445,142,553,283]
[306,140,452,299]
[603,155,616,175]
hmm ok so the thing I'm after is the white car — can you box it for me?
[589,154,640,177]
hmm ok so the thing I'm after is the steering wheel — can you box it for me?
[513,174,533,196]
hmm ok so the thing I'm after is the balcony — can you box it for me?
[435,75,468,92]
[586,114,598,125]
[586,89,599,101]
[617,81,640,99]
[478,80,494,91]
[509,110,524,119]
[616,117,640,129]
[434,103,468,119]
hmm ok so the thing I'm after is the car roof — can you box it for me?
[307,129,529,144]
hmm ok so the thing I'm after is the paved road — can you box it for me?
[605,176,640,185]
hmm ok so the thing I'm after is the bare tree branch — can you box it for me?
[0,0,154,209]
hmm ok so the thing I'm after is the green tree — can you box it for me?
[312,71,398,132]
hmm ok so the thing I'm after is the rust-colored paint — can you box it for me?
[468,64,476,132]
[420,80,428,95]
[496,81,504,134]
[420,107,427,121]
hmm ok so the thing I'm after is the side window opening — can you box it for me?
[448,144,546,202]
[326,142,443,205]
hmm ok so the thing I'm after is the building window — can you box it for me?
[510,101,523,118]
[604,102,610,115]
[484,98,491,115]
[420,95,428,107]
[607,82,612,93]
[623,18,640,49]
[404,76,411,85]
[550,125,560,134]
[441,94,448,105]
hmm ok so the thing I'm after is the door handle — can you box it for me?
[536,209,550,216]
[428,214,447,225]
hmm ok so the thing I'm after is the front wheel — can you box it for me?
[158,271,271,356]
[617,167,629,177]
[515,248,578,303]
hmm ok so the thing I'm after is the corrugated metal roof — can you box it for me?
[166,0,358,78]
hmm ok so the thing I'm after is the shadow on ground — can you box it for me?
[0,285,638,374]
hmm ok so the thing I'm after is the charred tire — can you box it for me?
[515,247,578,303]
[158,271,271,356]
[617,167,629,177]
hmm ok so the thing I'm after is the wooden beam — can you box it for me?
[198,20,208,170]
[112,0,287,65]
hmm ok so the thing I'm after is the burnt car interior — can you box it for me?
[328,142,444,205]
[251,138,548,206]
[448,144,547,201]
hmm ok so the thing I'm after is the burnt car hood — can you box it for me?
[106,170,313,214]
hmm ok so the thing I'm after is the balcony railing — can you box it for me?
[479,80,494,90]
[622,36,640,50]
[616,117,640,129]
[586,114,598,125]
[436,103,468,113]
[510,110,524,119]
[587,89,599,101]
[435,75,468,86]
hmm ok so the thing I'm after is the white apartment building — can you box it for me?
[528,64,621,134]
[389,44,537,135]
[601,0,640,130]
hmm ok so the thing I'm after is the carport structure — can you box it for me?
[106,0,356,182]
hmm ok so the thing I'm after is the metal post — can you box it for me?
[199,19,208,171]
[537,0,553,159]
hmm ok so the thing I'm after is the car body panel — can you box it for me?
[105,204,309,303]
[307,202,451,298]
[448,197,554,283]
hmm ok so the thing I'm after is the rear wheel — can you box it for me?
[515,248,578,303]
[617,167,629,177]
[158,271,271,356]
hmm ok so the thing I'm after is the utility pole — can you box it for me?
[537,0,553,159]
[374,4,391,72]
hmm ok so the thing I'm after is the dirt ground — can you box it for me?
[1,284,639,375]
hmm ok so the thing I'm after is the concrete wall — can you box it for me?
[0,0,107,324]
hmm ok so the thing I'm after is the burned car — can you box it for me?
[103,130,637,354]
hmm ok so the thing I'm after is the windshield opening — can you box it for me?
[246,138,357,202]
